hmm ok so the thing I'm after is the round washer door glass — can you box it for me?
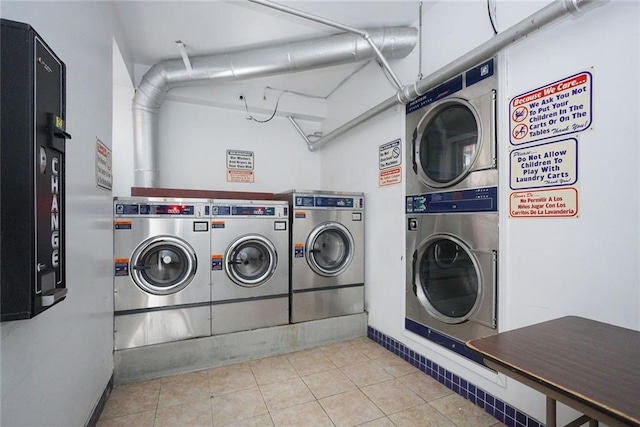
[415,235,481,324]
[415,100,480,188]
[306,222,354,277]
[130,235,197,295]
[225,235,277,287]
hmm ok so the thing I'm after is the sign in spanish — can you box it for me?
[226,150,254,170]
[510,138,577,190]
[227,169,254,183]
[379,139,402,186]
[95,139,112,191]
[510,71,592,145]
[379,166,402,187]
[509,187,578,218]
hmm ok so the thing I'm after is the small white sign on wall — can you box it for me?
[379,139,402,186]
[510,138,578,190]
[226,149,254,183]
[95,139,112,191]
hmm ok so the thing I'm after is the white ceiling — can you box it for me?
[111,0,435,120]
[112,1,426,66]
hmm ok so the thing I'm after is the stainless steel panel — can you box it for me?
[211,297,288,335]
[114,216,211,311]
[406,67,497,196]
[405,213,497,342]
[210,200,289,302]
[209,201,291,335]
[290,209,364,291]
[114,306,211,350]
[292,286,364,323]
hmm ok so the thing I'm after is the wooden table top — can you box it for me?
[466,316,640,426]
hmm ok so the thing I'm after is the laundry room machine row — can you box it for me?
[113,194,365,349]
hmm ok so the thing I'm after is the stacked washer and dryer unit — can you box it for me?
[405,58,499,364]
[113,194,365,349]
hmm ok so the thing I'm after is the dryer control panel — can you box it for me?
[406,187,498,214]
[294,195,364,210]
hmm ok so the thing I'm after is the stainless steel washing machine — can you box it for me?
[210,199,289,335]
[113,197,211,350]
[275,190,365,323]
[405,188,498,364]
[405,57,497,196]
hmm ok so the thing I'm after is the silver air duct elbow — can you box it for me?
[132,27,418,188]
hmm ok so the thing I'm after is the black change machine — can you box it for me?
[1,19,71,321]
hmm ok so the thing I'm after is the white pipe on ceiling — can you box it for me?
[132,27,417,188]
[307,0,603,151]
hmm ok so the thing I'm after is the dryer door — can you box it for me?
[130,235,197,296]
[413,94,495,188]
[306,222,355,277]
[225,235,277,287]
[413,234,493,325]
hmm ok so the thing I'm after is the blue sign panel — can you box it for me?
[406,187,498,214]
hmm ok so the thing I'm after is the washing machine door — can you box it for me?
[225,235,278,287]
[306,222,355,277]
[130,235,197,296]
[413,234,483,324]
[414,98,489,188]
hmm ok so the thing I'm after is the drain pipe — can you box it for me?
[308,0,602,151]
[248,0,404,90]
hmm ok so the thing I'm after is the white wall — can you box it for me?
[321,0,639,425]
[151,100,322,193]
[0,2,127,425]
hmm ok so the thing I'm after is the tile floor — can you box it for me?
[98,337,506,427]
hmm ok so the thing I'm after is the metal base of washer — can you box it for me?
[292,285,364,323]
[114,306,211,350]
[211,296,289,335]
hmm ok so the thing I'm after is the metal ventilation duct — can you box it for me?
[133,27,418,188]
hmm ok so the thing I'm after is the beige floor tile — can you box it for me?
[356,417,396,426]
[96,410,156,427]
[250,355,299,386]
[287,348,337,377]
[271,401,334,427]
[320,342,370,368]
[429,394,497,427]
[389,403,457,427]
[319,389,384,427]
[158,370,211,408]
[99,379,161,420]
[302,368,357,399]
[259,377,316,411]
[154,398,213,427]
[223,413,274,427]
[209,362,258,396]
[211,387,268,425]
[397,372,452,402]
[373,355,419,378]
[349,338,392,360]
[360,379,424,415]
[340,360,393,388]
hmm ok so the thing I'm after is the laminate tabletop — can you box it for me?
[466,316,640,426]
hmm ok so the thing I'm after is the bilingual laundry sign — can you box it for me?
[510,71,592,146]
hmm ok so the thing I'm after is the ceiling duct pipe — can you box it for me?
[133,27,417,188]
[308,0,602,151]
